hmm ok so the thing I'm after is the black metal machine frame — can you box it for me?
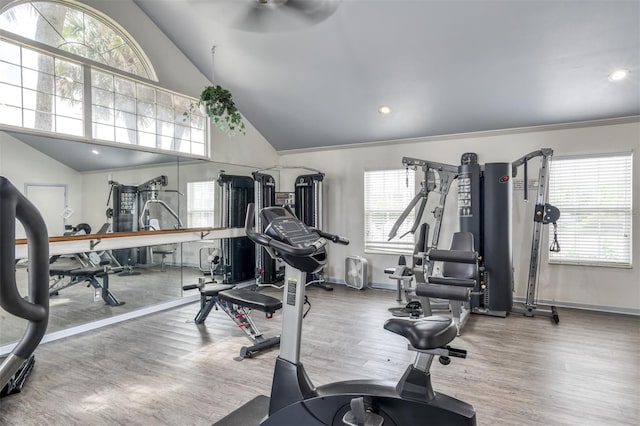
[218,173,256,284]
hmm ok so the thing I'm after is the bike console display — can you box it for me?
[264,217,324,250]
[246,206,329,273]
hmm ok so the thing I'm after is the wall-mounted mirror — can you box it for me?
[0,130,278,349]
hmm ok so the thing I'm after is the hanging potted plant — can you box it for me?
[185,85,246,135]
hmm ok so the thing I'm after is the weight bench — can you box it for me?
[184,282,282,360]
[49,266,124,306]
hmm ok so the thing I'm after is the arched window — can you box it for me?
[0,1,206,157]
[0,0,156,80]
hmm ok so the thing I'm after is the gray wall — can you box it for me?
[279,119,640,313]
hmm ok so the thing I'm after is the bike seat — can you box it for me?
[69,267,106,277]
[383,316,457,350]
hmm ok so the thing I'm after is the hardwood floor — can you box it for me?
[0,285,638,425]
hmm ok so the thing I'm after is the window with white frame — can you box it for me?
[0,1,207,157]
[187,181,216,228]
[0,41,84,135]
[90,69,206,155]
[548,153,633,267]
[364,169,416,254]
[0,1,156,80]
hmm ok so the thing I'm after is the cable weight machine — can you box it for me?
[252,171,278,285]
[390,149,560,323]
[218,173,255,284]
[253,167,331,290]
[107,175,182,268]
[294,173,332,291]
[510,149,560,323]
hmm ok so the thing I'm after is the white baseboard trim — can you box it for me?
[346,280,640,316]
[0,295,200,357]
[512,297,640,316]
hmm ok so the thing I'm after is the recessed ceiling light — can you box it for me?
[609,69,628,81]
[91,149,99,155]
[378,105,392,114]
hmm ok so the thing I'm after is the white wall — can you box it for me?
[279,119,640,313]
[0,132,83,238]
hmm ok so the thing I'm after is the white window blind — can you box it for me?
[364,169,416,254]
[187,181,215,227]
[548,153,633,267]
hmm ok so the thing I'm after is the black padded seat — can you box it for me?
[200,283,236,296]
[384,316,457,350]
[49,267,78,276]
[68,267,106,277]
[219,288,282,314]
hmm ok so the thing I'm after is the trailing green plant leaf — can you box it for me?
[184,85,246,136]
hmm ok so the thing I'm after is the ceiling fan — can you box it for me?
[202,0,340,33]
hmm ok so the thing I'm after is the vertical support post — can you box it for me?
[524,155,549,307]
[279,265,307,364]
[313,178,323,229]
[510,148,559,323]
[254,177,263,284]
[482,163,513,315]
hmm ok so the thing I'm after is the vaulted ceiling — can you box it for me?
[133,0,639,151]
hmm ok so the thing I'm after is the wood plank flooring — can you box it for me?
[0,285,638,425]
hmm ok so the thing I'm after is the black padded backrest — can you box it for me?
[442,232,477,279]
[414,223,429,254]
[413,223,430,267]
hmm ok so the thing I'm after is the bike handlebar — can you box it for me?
[313,228,349,245]
[0,176,50,389]
[244,204,348,257]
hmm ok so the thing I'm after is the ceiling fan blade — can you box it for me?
[234,4,269,32]
[284,0,339,22]
[235,0,340,33]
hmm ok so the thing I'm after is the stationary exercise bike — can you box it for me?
[243,204,476,426]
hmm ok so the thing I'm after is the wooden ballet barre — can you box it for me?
[15,227,245,258]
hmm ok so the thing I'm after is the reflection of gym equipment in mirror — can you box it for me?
[47,223,125,305]
[106,175,182,274]
[388,149,561,332]
[48,263,124,307]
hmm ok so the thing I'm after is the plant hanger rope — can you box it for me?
[184,45,246,136]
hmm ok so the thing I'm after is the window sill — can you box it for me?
[548,260,632,269]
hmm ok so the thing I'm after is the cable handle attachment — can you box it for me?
[550,222,560,252]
